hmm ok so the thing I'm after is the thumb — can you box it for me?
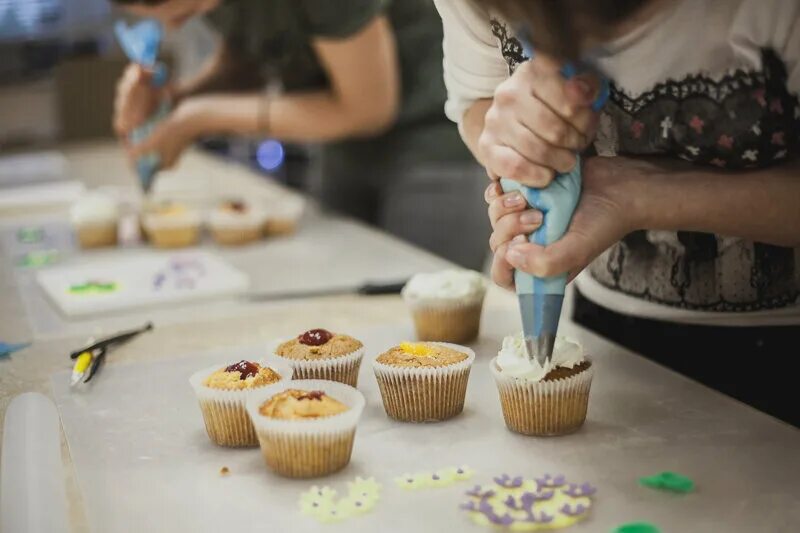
[506,232,587,278]
[135,64,154,86]
[563,74,601,108]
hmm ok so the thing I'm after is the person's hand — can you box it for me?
[113,63,166,137]
[486,156,652,288]
[127,98,206,170]
[477,54,601,187]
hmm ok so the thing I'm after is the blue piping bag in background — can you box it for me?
[500,33,609,365]
[114,19,171,192]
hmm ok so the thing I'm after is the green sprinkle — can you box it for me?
[68,281,118,294]
[17,227,44,244]
[612,522,661,533]
[639,471,695,493]
[17,250,59,268]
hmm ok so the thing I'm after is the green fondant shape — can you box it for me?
[639,471,695,493]
[612,522,661,533]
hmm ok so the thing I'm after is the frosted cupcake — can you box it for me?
[208,199,267,246]
[273,329,364,387]
[141,201,202,248]
[402,270,487,343]
[263,195,304,236]
[246,380,365,478]
[189,359,293,447]
[372,341,475,422]
[70,192,120,248]
[491,334,594,436]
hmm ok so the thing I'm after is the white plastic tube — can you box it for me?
[1,392,69,533]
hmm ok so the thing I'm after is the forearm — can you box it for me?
[636,160,800,247]
[460,99,492,165]
[187,90,394,142]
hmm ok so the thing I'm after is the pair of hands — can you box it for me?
[113,64,203,170]
[478,55,644,289]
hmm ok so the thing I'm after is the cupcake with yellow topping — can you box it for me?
[141,201,202,248]
[189,358,293,447]
[372,341,475,422]
[208,199,267,246]
[491,334,594,436]
[246,379,365,478]
[272,329,364,386]
[402,270,487,343]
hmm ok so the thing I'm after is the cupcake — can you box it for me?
[372,341,475,422]
[141,201,202,248]
[273,329,364,387]
[263,195,304,236]
[189,359,293,447]
[70,192,120,248]
[208,199,267,246]
[246,379,365,478]
[491,334,594,436]
[402,270,487,344]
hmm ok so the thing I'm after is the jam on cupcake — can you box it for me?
[208,198,267,246]
[273,329,365,386]
[259,389,349,420]
[202,360,282,391]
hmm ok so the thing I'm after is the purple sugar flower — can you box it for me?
[535,474,566,489]
[460,501,477,511]
[560,503,588,517]
[563,482,596,498]
[466,486,495,499]
[523,511,553,524]
[486,513,514,526]
[503,495,521,510]
[493,474,523,488]
[432,474,440,481]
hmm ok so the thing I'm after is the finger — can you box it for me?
[491,242,515,290]
[484,182,502,204]
[482,144,556,187]
[487,192,527,228]
[526,57,599,136]
[498,118,577,172]
[489,209,542,251]
[515,94,587,151]
[505,232,590,278]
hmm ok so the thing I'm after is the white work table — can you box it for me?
[0,143,797,533]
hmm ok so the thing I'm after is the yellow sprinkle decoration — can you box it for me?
[399,342,436,357]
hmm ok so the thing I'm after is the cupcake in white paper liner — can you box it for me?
[372,342,475,422]
[189,358,293,447]
[271,329,365,387]
[263,194,304,236]
[491,334,594,436]
[141,201,203,248]
[402,270,487,343]
[208,199,268,245]
[245,379,366,478]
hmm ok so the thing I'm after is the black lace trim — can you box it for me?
[490,18,526,73]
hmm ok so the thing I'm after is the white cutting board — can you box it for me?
[36,251,249,317]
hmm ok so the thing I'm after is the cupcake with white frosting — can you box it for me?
[491,334,594,436]
[402,269,487,343]
[208,199,267,246]
[70,192,120,248]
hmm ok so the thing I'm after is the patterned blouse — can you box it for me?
[435,0,800,323]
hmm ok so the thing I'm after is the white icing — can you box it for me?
[496,333,585,382]
[70,193,119,225]
[402,269,486,301]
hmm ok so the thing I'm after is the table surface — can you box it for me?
[1,142,798,533]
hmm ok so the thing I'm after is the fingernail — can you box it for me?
[506,247,525,266]
[511,234,527,244]
[485,183,498,199]
[503,194,524,207]
[520,211,542,225]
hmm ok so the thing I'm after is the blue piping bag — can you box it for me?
[501,34,609,365]
[114,19,170,192]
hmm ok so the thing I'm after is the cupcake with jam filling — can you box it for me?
[491,334,594,436]
[372,341,475,422]
[246,379,365,478]
[189,358,293,447]
[273,329,364,386]
[141,201,202,248]
[208,199,267,246]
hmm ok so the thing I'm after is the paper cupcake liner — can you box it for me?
[145,225,201,248]
[403,291,486,344]
[209,225,262,246]
[245,379,365,478]
[263,218,298,236]
[271,342,365,387]
[372,343,475,422]
[75,222,118,249]
[491,357,594,436]
[189,359,294,448]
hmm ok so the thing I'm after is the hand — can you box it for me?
[486,156,651,289]
[127,98,205,170]
[113,63,167,137]
[477,54,601,187]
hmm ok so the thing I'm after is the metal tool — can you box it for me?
[114,19,170,193]
[502,31,609,365]
[69,322,153,385]
[247,280,407,302]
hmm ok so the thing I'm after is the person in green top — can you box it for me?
[111,0,489,269]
